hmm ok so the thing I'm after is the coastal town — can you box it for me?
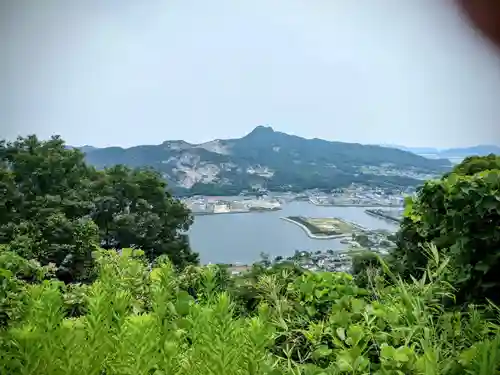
[182,184,412,215]
[227,246,389,276]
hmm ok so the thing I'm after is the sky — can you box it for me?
[1,0,500,149]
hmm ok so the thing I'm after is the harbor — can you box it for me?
[182,185,406,265]
[184,197,282,215]
[182,184,409,216]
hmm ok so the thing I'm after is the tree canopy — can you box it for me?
[0,135,198,282]
[393,154,500,304]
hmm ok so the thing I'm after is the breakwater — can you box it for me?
[309,198,402,208]
[365,209,402,223]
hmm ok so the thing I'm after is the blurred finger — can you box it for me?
[457,0,500,49]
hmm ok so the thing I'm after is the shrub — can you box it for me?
[351,251,382,288]
[1,249,499,374]
[395,163,500,305]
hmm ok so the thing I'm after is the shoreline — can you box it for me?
[192,208,281,216]
[280,217,351,240]
[192,210,249,216]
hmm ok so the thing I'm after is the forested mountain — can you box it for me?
[82,126,451,195]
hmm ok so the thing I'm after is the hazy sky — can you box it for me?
[1,0,500,148]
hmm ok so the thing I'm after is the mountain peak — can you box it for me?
[247,125,275,136]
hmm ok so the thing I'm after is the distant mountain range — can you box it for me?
[79,126,452,195]
[381,144,500,161]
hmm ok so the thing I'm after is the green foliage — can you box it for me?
[351,251,382,288]
[0,268,26,328]
[91,165,196,267]
[394,155,500,305]
[61,283,90,317]
[0,250,56,328]
[177,263,234,302]
[0,249,56,283]
[450,154,500,176]
[1,249,499,374]
[352,233,373,248]
[0,135,198,282]
[2,134,499,373]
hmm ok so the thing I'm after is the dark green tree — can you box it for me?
[0,135,198,281]
[91,165,196,267]
[0,136,99,281]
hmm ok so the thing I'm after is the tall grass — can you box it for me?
[1,246,499,375]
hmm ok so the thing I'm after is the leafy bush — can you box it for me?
[0,268,26,329]
[1,248,499,374]
[61,283,90,317]
[0,250,56,328]
[394,155,500,305]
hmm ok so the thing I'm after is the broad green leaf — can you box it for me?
[312,345,332,359]
[336,327,346,341]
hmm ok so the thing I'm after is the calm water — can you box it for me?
[188,201,399,264]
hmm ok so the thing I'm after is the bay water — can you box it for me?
[188,201,399,264]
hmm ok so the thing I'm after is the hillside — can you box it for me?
[83,126,451,195]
